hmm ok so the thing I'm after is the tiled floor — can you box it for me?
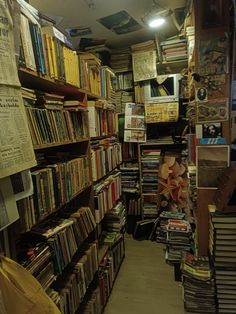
[104,235,184,314]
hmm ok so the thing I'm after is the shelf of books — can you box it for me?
[1,1,127,313]
[98,232,125,310]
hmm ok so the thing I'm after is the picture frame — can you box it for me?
[196,145,229,189]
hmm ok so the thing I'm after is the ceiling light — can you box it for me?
[148,17,165,28]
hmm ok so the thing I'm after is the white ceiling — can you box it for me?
[30,0,187,49]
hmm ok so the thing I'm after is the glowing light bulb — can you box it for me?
[148,17,165,28]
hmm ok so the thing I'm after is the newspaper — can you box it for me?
[132,50,157,82]
[145,102,179,123]
[0,176,19,231]
[0,86,36,179]
[0,0,20,86]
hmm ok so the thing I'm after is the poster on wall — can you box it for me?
[197,98,228,122]
[0,86,36,179]
[124,103,146,142]
[196,145,229,189]
[145,102,179,123]
[132,50,157,82]
[199,36,228,76]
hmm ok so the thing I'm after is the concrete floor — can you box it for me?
[104,235,184,314]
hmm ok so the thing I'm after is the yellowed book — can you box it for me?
[45,34,54,78]
[51,37,58,79]
[63,46,69,84]
[74,52,80,88]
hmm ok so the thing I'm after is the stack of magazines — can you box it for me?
[181,253,216,313]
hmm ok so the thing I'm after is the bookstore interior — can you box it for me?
[0,0,236,313]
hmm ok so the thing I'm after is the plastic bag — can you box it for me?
[0,255,61,314]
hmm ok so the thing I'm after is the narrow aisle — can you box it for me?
[104,235,184,314]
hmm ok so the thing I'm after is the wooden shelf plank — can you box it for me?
[19,67,104,100]
[33,138,90,150]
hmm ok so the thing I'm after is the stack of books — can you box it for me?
[166,219,192,264]
[181,253,216,313]
[18,242,55,290]
[141,149,161,216]
[114,91,135,113]
[156,211,185,243]
[160,37,187,63]
[91,140,122,182]
[210,211,236,313]
[120,163,139,193]
[94,171,121,223]
[131,40,156,53]
[52,243,98,313]
[103,201,126,232]
[143,194,159,217]
[110,48,132,72]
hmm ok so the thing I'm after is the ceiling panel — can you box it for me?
[30,0,187,48]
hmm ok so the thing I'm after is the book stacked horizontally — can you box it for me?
[103,201,126,232]
[156,211,185,243]
[181,253,216,313]
[160,37,187,63]
[210,210,236,313]
[166,219,192,264]
[120,162,139,193]
[110,48,132,73]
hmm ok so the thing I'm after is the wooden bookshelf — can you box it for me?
[33,137,90,150]
[19,67,105,100]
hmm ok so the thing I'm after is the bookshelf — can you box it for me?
[138,142,187,219]
[0,2,126,313]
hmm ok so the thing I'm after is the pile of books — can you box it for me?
[18,242,55,290]
[156,211,185,243]
[210,210,236,313]
[91,140,122,182]
[120,163,139,193]
[141,149,161,194]
[143,194,159,217]
[110,48,132,72]
[103,201,126,232]
[160,37,187,63]
[31,207,96,274]
[115,91,135,113]
[131,40,156,53]
[166,219,192,264]
[52,243,98,314]
[181,253,216,313]
[94,171,121,223]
